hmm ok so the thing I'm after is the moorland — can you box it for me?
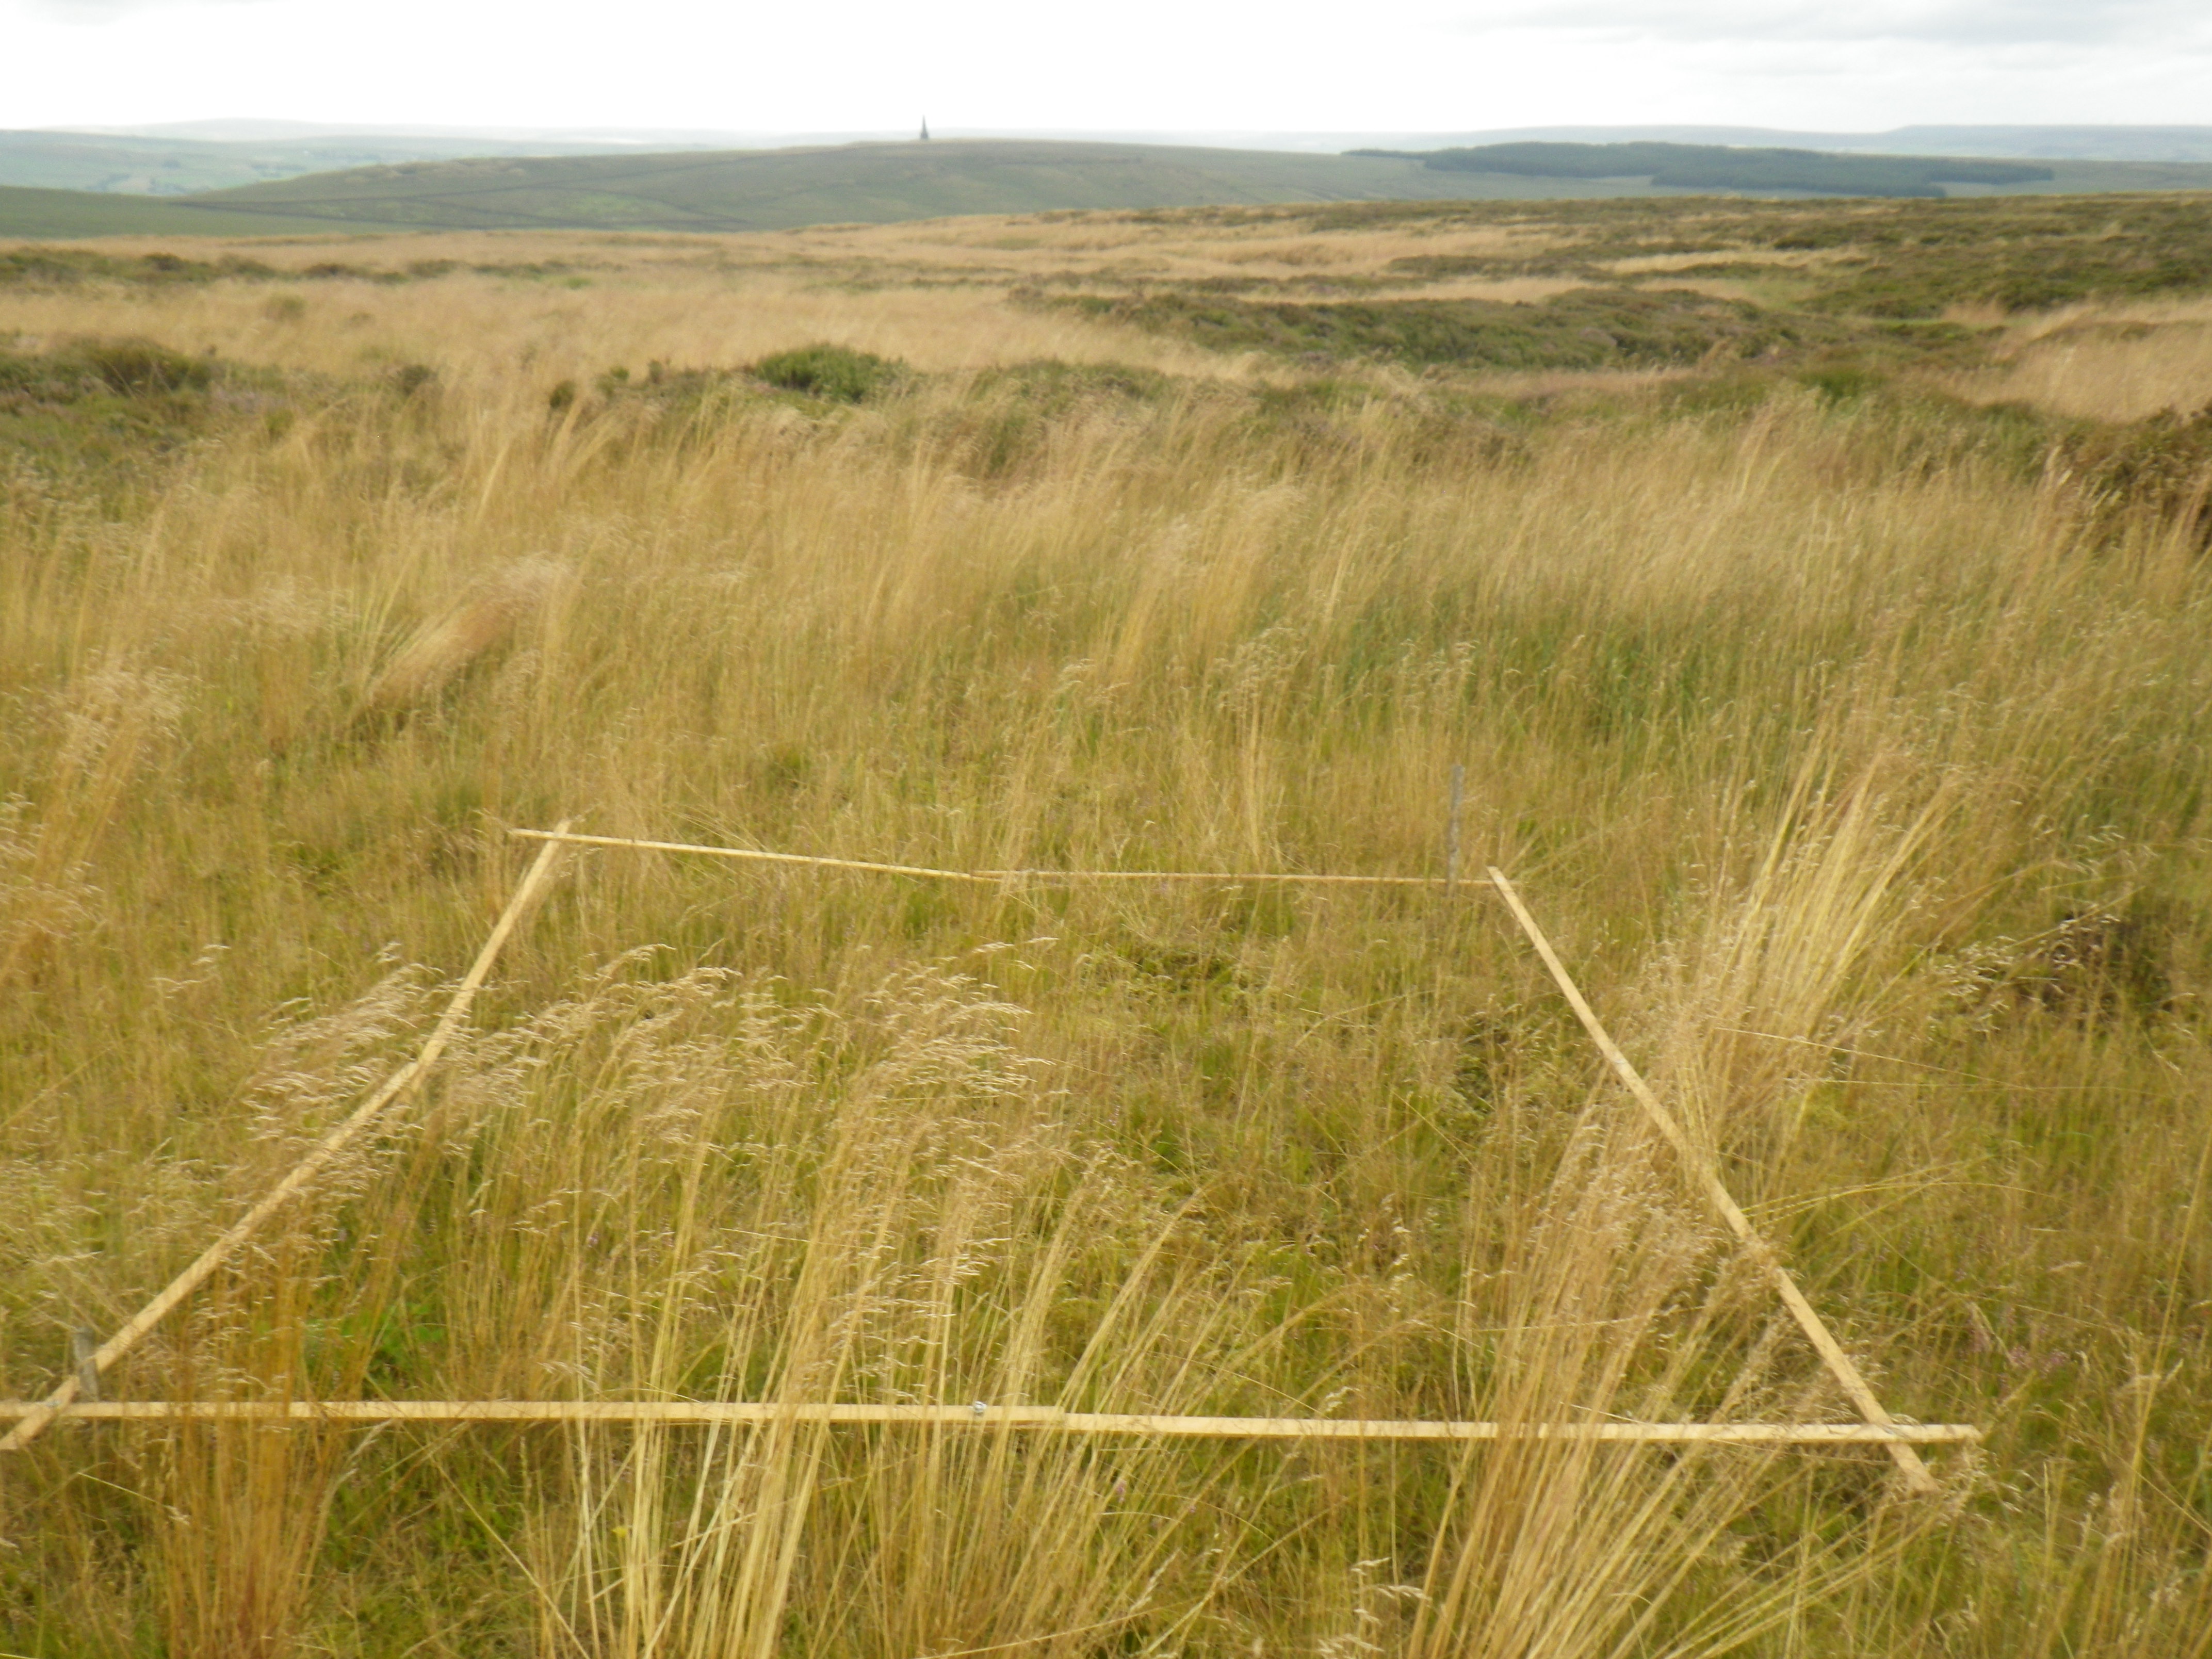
[2,188,2211,1656]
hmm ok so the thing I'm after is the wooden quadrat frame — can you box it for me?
[3,821,1977,1493]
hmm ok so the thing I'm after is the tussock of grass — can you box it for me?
[0,246,282,287]
[752,341,906,403]
[0,336,295,480]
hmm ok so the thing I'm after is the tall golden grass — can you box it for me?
[0,267,1241,391]
[1948,300,2212,420]
[1,239,2209,1657]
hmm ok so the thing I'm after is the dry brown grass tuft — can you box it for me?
[1945,300,2212,420]
[359,558,571,717]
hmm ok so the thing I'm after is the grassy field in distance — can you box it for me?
[0,181,412,238]
[3,191,2211,1655]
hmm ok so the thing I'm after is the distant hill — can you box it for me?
[1331,126,2212,165]
[0,128,640,197]
[4,138,2208,242]
[1354,141,2058,199]
[153,141,1534,232]
[155,139,2212,230]
[55,120,2212,166]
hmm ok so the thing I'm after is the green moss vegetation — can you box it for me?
[752,341,906,402]
[0,337,307,481]
[1056,286,1886,371]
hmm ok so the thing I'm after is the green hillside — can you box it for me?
[1353,140,2060,198]
[8,138,2209,242]
[0,182,405,238]
[1351,140,2212,199]
[182,140,1519,231]
[185,138,2212,231]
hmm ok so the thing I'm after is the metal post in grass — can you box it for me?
[71,1329,101,1404]
[1446,763,1465,897]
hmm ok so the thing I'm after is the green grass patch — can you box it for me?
[1058,286,1872,371]
[0,337,303,477]
[753,343,906,402]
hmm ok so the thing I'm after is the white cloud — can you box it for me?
[24,0,269,18]
[1463,0,2203,47]
[0,0,2207,136]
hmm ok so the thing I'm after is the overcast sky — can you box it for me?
[6,0,2209,135]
